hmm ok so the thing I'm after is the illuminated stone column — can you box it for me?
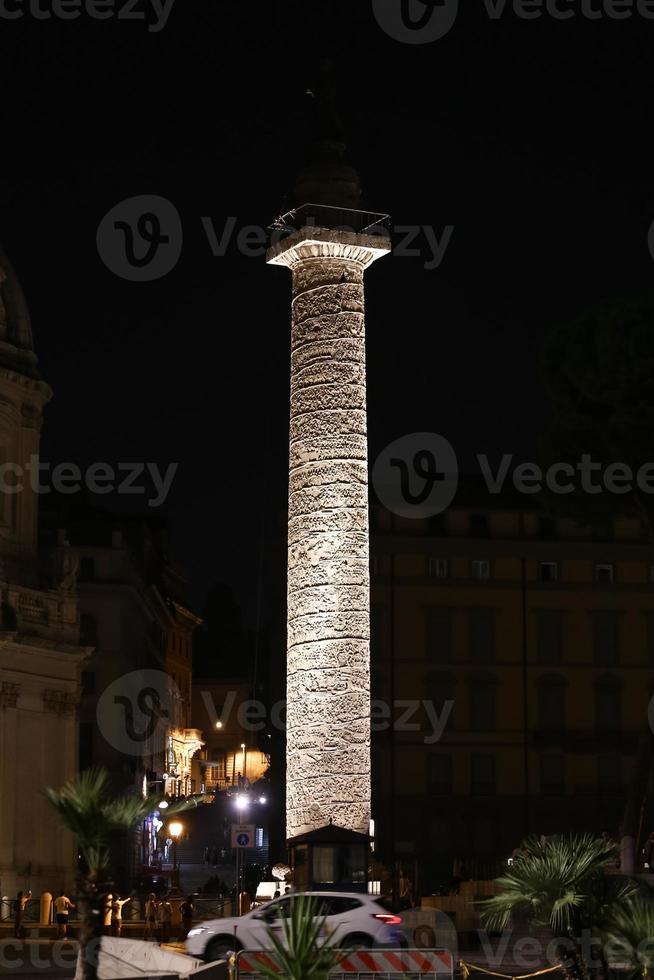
[268,225,390,839]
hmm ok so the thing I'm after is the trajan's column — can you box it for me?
[267,92,391,840]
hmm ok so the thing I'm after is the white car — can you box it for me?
[186,891,406,961]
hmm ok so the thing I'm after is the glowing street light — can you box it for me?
[215,721,223,729]
[169,821,184,890]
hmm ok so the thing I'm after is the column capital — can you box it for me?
[267,225,391,270]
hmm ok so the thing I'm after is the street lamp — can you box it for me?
[169,821,184,891]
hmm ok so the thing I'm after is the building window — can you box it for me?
[428,754,452,795]
[539,562,559,583]
[425,609,453,662]
[646,614,654,665]
[371,606,384,660]
[592,612,620,666]
[540,755,565,795]
[472,816,495,856]
[537,675,566,730]
[81,670,95,696]
[469,609,495,663]
[536,611,563,664]
[539,516,557,539]
[80,613,98,645]
[472,560,490,581]
[471,754,495,795]
[595,563,614,584]
[428,513,447,536]
[469,677,497,731]
[470,514,489,537]
[595,679,621,732]
[79,722,93,772]
[423,671,455,729]
[430,817,451,854]
[598,754,622,793]
[79,556,95,582]
[428,557,448,579]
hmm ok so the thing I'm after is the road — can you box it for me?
[0,940,77,977]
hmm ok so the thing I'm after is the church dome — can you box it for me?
[0,245,41,380]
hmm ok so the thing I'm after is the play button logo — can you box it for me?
[372,0,459,43]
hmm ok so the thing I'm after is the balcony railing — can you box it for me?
[268,203,391,244]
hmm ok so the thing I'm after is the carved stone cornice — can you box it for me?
[267,226,391,270]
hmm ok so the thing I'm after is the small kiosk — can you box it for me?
[288,823,369,893]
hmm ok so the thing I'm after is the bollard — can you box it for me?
[40,891,53,926]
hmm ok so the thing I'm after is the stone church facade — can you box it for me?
[0,246,89,897]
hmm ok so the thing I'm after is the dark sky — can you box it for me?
[1,0,652,620]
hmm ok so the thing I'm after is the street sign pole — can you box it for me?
[231,821,255,915]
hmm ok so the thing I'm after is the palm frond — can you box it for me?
[255,895,344,980]
[605,896,654,971]
[480,833,619,936]
[46,768,194,877]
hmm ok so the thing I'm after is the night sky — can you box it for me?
[1,0,652,620]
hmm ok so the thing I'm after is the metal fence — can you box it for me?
[0,897,42,923]
[0,894,230,925]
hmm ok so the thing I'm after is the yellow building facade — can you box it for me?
[370,499,654,887]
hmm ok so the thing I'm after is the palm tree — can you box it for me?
[255,894,345,980]
[605,896,654,979]
[46,768,188,980]
[480,834,636,980]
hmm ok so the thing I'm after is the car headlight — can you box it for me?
[187,927,209,937]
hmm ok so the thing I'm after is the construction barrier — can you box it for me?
[235,947,454,978]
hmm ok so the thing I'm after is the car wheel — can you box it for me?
[341,932,374,950]
[204,936,242,962]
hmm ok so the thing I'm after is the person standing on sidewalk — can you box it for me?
[54,891,76,940]
[157,896,172,944]
[144,893,158,940]
[180,896,195,940]
[111,894,131,937]
[13,891,30,939]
